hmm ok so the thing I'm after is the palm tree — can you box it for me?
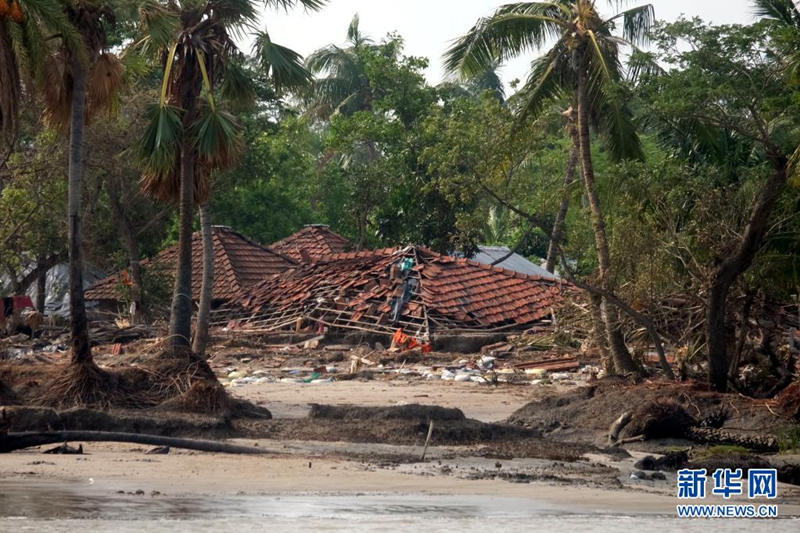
[306,13,373,119]
[445,1,653,375]
[755,0,800,83]
[2,2,121,404]
[466,59,506,102]
[1,2,84,151]
[136,0,323,354]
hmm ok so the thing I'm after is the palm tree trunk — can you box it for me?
[545,111,579,273]
[67,56,92,365]
[107,181,143,322]
[575,55,636,375]
[192,203,213,357]
[589,293,613,374]
[168,138,195,352]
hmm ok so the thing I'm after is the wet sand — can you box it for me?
[2,378,800,530]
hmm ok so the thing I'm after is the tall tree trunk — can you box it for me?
[168,136,196,352]
[36,260,46,313]
[546,109,579,273]
[67,57,92,365]
[707,160,787,391]
[107,181,142,322]
[575,56,637,374]
[192,203,213,357]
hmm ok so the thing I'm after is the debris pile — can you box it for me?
[209,333,598,389]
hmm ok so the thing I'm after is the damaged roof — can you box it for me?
[268,224,353,262]
[86,226,295,302]
[227,246,564,337]
[469,246,558,279]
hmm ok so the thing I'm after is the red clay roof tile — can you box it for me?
[86,227,294,302]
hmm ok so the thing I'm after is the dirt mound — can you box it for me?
[308,404,465,421]
[473,439,596,462]
[264,418,536,446]
[157,379,233,415]
[156,379,272,420]
[688,453,772,473]
[776,381,800,421]
[1,405,232,438]
[507,380,791,445]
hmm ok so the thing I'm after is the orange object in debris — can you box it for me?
[393,328,410,346]
[112,343,123,356]
[0,1,10,18]
[393,328,432,353]
[120,269,134,287]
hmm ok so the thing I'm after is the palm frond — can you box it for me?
[444,2,567,77]
[753,0,800,27]
[22,0,87,64]
[220,58,257,111]
[138,0,179,50]
[606,4,655,47]
[41,51,71,131]
[87,52,124,118]
[597,94,644,161]
[263,0,328,11]
[306,44,351,74]
[788,141,800,187]
[139,103,184,203]
[515,38,570,121]
[253,29,312,91]
[192,104,244,173]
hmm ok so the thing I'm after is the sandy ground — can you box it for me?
[0,443,700,515]
[235,380,545,421]
[3,379,800,520]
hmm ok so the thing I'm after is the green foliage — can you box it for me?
[114,261,172,318]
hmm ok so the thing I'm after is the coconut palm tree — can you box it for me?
[444,1,653,375]
[754,0,800,82]
[306,13,373,119]
[135,0,323,354]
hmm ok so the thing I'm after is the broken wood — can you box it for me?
[608,410,632,444]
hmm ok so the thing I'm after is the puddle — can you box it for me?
[0,480,798,532]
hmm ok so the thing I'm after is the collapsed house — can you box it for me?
[269,224,353,262]
[217,245,565,351]
[85,226,295,309]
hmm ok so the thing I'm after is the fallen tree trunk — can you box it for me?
[684,426,779,453]
[0,431,269,455]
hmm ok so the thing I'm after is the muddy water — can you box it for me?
[0,480,797,532]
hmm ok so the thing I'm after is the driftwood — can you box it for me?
[0,430,270,455]
[607,410,632,444]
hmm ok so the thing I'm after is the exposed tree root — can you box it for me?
[0,430,270,454]
[41,362,115,409]
[156,379,233,416]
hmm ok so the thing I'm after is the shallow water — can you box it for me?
[0,480,797,532]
